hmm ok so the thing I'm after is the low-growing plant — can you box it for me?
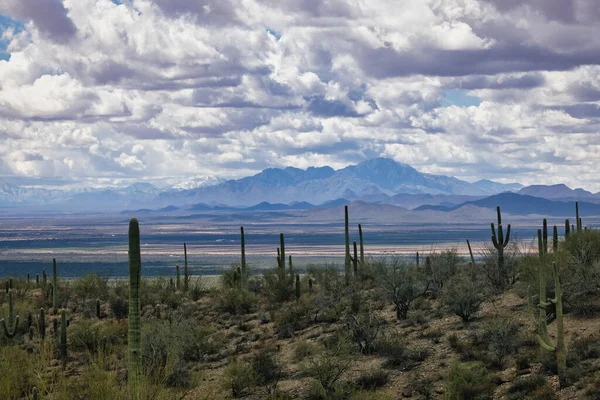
[444,361,494,400]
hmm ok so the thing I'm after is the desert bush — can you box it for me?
[480,238,520,291]
[425,249,460,298]
[214,287,258,315]
[294,340,317,362]
[375,333,428,370]
[506,374,552,400]
[274,297,312,338]
[71,274,109,303]
[374,257,428,320]
[444,361,494,400]
[480,318,521,367]
[251,348,284,395]
[442,269,486,322]
[262,269,295,305]
[226,357,258,398]
[342,301,384,354]
[355,370,389,391]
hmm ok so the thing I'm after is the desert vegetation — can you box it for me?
[0,202,599,399]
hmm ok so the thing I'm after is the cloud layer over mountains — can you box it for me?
[0,0,599,189]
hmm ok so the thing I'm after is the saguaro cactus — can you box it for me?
[491,206,511,288]
[1,289,19,338]
[60,309,67,369]
[183,243,189,292]
[96,299,101,319]
[52,258,58,315]
[288,255,294,282]
[466,239,475,265]
[241,226,247,289]
[32,387,39,400]
[128,218,142,399]
[553,225,558,253]
[295,274,300,301]
[344,206,351,285]
[42,269,47,291]
[175,265,180,290]
[576,202,582,232]
[352,241,359,279]
[358,224,365,267]
[529,260,566,384]
[38,308,46,339]
[542,219,548,255]
[565,219,570,238]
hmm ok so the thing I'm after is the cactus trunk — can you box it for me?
[352,241,358,279]
[358,224,365,267]
[1,289,19,338]
[128,218,142,400]
[240,226,246,289]
[467,239,475,265]
[344,206,351,285]
[553,225,558,253]
[183,243,189,292]
[60,309,67,369]
[52,258,58,315]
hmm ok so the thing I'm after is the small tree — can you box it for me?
[375,258,429,320]
[443,269,487,322]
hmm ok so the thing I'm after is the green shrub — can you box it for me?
[215,287,258,315]
[443,271,486,322]
[251,348,284,395]
[444,362,494,400]
[480,318,521,367]
[373,258,428,320]
[506,374,552,400]
[425,249,460,298]
[375,333,428,370]
[355,370,388,391]
[225,358,258,398]
[274,298,312,338]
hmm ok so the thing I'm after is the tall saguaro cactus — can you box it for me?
[553,225,558,253]
[52,258,58,315]
[128,218,142,400]
[240,226,247,289]
[576,202,582,232]
[491,206,511,288]
[565,219,570,238]
[183,243,189,292]
[542,219,548,255]
[352,241,359,279]
[60,309,67,369]
[175,265,180,290]
[1,289,19,338]
[344,205,351,285]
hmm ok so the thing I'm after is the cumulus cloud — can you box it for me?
[0,0,599,190]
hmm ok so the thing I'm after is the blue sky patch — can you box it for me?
[0,14,25,59]
[267,28,281,41]
[441,90,481,108]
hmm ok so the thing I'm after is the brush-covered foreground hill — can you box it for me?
[2,220,600,399]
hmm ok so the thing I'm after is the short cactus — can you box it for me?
[1,289,19,338]
[32,387,39,400]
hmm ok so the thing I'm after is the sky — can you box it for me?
[1,0,600,190]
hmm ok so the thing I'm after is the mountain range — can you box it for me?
[1,158,599,215]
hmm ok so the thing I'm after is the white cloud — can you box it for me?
[0,0,599,190]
